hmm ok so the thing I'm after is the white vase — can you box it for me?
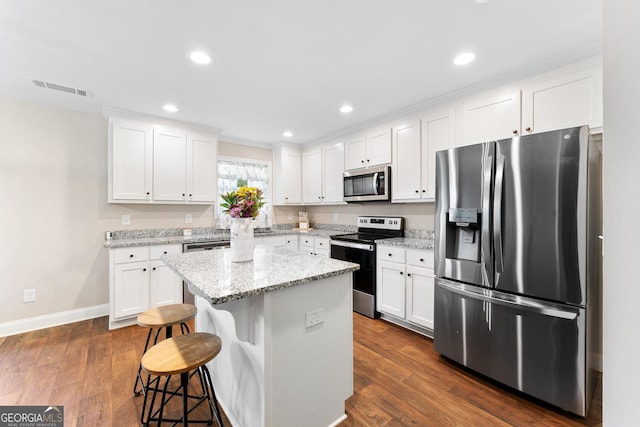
[230,217,254,262]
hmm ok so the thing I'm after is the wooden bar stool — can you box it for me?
[134,304,197,396]
[141,332,224,427]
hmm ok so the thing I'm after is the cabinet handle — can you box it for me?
[129,254,134,258]
[361,160,365,164]
[525,127,532,132]
[146,192,150,196]
[388,253,392,257]
[415,190,419,193]
[420,258,424,262]
[407,273,412,277]
[182,193,186,197]
[366,159,370,163]
[143,268,147,272]
[164,251,167,254]
[400,271,403,275]
[318,196,321,199]
[422,189,426,193]
[512,130,518,134]
[152,267,156,271]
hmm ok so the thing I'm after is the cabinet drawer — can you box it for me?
[150,244,181,260]
[377,246,405,263]
[314,237,330,251]
[114,247,150,264]
[300,236,314,248]
[406,249,434,268]
[315,248,331,258]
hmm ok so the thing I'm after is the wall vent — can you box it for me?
[31,79,91,97]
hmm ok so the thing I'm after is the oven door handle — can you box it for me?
[330,240,375,251]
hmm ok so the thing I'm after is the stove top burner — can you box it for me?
[330,233,391,244]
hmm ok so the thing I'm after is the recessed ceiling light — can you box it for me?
[283,131,293,138]
[340,105,353,113]
[163,104,178,112]
[189,51,211,65]
[454,52,476,66]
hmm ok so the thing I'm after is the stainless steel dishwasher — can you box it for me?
[181,240,230,304]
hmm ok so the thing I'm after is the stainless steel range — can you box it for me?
[330,216,404,318]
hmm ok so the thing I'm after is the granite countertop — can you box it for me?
[377,237,434,250]
[104,227,347,249]
[162,246,360,304]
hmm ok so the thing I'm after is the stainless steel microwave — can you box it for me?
[343,165,390,202]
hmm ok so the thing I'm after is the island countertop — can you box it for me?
[162,245,359,304]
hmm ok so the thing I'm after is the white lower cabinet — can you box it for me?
[285,235,299,251]
[109,244,182,329]
[299,235,330,257]
[376,245,434,332]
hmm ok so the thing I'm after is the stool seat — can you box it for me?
[142,332,222,376]
[137,303,197,328]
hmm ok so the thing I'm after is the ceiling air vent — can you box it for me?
[31,79,90,97]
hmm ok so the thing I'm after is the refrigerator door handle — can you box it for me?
[481,153,493,286]
[438,280,579,320]
[493,155,505,275]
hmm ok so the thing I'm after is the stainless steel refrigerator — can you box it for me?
[434,126,601,416]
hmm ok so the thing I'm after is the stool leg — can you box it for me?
[180,321,191,335]
[134,328,153,396]
[181,372,189,427]
[202,365,224,427]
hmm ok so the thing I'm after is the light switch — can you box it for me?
[122,215,131,225]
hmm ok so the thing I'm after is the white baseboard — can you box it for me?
[0,304,109,337]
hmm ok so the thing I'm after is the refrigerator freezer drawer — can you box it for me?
[434,278,589,416]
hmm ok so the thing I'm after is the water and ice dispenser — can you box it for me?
[446,208,481,263]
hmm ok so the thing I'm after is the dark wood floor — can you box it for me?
[0,314,601,426]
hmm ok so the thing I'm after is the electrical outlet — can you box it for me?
[24,289,36,303]
[121,214,131,225]
[333,213,338,222]
[288,213,293,221]
[185,214,193,223]
[305,308,324,328]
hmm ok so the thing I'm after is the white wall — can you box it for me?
[602,2,640,424]
[0,99,220,326]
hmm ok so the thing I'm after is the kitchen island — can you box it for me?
[162,245,359,427]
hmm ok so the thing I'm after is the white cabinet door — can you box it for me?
[377,260,405,318]
[345,135,366,170]
[366,128,392,167]
[113,262,150,319]
[406,266,434,330]
[461,90,521,146]
[322,142,345,203]
[302,149,323,203]
[392,120,422,201]
[281,149,302,204]
[153,127,187,201]
[522,66,603,134]
[285,235,299,251]
[149,261,182,308]
[423,108,456,199]
[187,134,217,203]
[110,119,153,201]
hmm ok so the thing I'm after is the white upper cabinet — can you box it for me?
[392,120,423,201]
[423,108,456,199]
[322,142,345,203]
[522,65,603,134]
[302,142,345,204]
[302,148,323,203]
[273,144,302,205]
[392,109,456,203]
[461,89,521,146]
[345,128,391,170]
[153,127,188,202]
[344,134,366,170]
[187,133,218,203]
[110,118,153,202]
[108,115,218,204]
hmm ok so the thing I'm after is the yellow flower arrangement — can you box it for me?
[220,186,265,218]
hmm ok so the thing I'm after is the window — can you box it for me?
[217,157,272,228]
